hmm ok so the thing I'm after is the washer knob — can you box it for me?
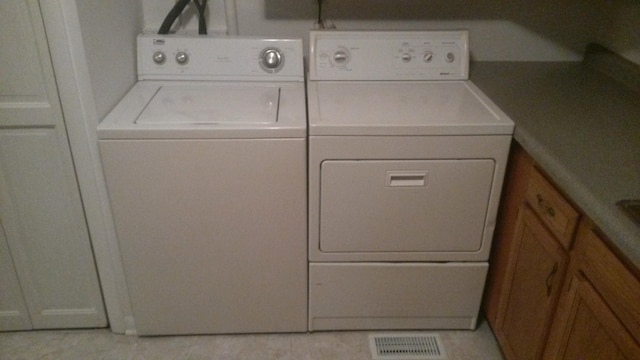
[175,51,189,65]
[401,53,412,63]
[262,49,282,69]
[423,51,433,63]
[153,51,166,65]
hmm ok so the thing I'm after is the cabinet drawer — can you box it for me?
[525,167,579,249]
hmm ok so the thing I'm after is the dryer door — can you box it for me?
[319,159,494,254]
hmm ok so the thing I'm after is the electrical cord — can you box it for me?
[317,0,324,29]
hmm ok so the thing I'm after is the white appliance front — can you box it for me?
[307,30,514,331]
[309,263,488,331]
[320,159,495,253]
[98,35,307,335]
[309,134,511,263]
[100,138,307,335]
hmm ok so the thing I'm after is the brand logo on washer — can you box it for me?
[153,39,166,45]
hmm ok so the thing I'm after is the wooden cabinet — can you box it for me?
[485,143,640,360]
[544,222,640,359]
[494,207,569,359]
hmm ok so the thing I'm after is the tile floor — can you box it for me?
[0,319,504,360]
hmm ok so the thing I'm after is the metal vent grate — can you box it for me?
[369,333,447,360]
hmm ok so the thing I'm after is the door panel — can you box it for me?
[0,0,106,329]
[0,0,57,126]
[0,220,32,331]
[494,207,568,360]
[0,129,106,328]
[320,159,494,253]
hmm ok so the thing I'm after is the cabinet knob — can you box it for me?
[537,194,556,217]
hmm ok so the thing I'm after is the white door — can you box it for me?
[0,0,106,330]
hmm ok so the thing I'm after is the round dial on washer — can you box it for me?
[260,47,284,72]
[175,51,189,65]
[153,51,166,65]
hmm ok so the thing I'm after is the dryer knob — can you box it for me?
[423,51,433,63]
[446,52,456,63]
[333,50,349,65]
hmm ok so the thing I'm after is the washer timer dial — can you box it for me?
[260,47,284,73]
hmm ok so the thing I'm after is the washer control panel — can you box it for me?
[138,34,303,81]
[309,30,469,81]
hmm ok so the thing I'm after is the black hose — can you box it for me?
[158,0,192,35]
[193,0,207,35]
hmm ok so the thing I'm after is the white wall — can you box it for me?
[143,0,638,64]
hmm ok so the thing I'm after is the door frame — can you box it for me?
[38,0,138,334]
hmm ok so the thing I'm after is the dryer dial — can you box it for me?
[332,49,350,67]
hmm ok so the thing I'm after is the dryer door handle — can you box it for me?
[386,171,428,187]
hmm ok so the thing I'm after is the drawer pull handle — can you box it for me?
[537,194,556,217]
[546,262,559,296]
[386,171,427,187]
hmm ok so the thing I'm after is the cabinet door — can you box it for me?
[548,273,639,359]
[0,0,106,329]
[494,206,568,360]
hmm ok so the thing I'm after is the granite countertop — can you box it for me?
[470,60,640,268]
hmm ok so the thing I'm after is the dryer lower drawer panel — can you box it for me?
[319,159,495,253]
[309,262,487,331]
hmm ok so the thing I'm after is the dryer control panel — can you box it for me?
[137,33,304,82]
[309,30,469,81]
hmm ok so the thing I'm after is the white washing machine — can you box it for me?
[307,30,515,331]
[98,34,307,335]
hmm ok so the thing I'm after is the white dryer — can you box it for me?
[98,34,307,335]
[307,30,514,331]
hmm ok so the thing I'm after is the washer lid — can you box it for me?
[137,85,279,125]
[97,80,307,139]
[308,80,515,136]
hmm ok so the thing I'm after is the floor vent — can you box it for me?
[369,333,447,360]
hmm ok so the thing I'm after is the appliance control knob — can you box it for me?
[423,51,433,63]
[262,48,283,69]
[175,51,189,65]
[401,53,412,63]
[153,51,166,65]
[446,52,455,63]
[332,50,349,66]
